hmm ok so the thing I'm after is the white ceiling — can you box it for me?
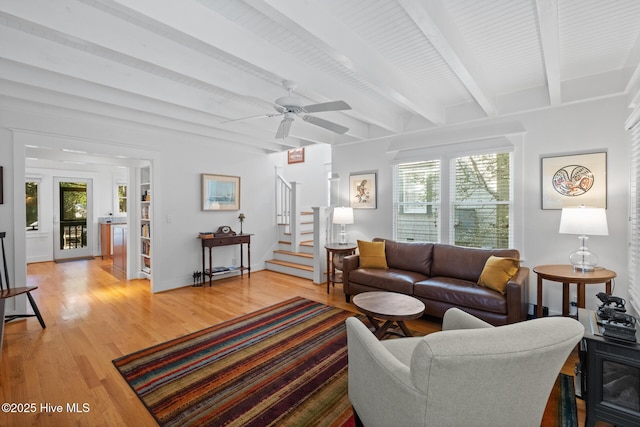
[2,0,640,157]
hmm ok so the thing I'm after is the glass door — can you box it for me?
[53,178,93,260]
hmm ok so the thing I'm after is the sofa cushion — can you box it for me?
[430,244,519,283]
[349,268,427,295]
[374,238,433,276]
[477,256,520,294]
[414,277,507,315]
[357,240,388,269]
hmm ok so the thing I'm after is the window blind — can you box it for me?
[393,150,513,249]
[450,152,512,248]
[629,119,640,313]
[393,161,440,242]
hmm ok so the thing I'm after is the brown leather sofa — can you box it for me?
[342,238,529,325]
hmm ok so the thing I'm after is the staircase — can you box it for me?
[265,212,315,280]
[265,170,328,282]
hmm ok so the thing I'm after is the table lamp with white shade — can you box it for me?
[333,207,354,245]
[559,205,608,272]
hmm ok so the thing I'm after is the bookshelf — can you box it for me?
[140,165,151,279]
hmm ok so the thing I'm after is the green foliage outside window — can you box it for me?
[26,181,38,230]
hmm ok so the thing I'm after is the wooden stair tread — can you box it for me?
[274,250,313,258]
[265,259,313,272]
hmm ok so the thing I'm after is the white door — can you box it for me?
[53,178,93,260]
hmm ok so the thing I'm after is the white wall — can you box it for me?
[1,105,289,293]
[332,95,631,315]
[272,144,331,209]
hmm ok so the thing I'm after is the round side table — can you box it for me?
[324,242,357,294]
[533,264,616,318]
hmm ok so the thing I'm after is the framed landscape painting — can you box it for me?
[202,174,240,211]
[541,151,607,209]
[349,172,376,209]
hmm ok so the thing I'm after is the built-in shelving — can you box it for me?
[140,165,151,279]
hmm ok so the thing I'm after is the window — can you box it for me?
[394,150,513,249]
[25,180,39,231]
[117,183,127,214]
[628,111,640,313]
[451,153,511,248]
[394,161,440,242]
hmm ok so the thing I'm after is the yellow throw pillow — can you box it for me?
[477,256,520,294]
[357,240,388,269]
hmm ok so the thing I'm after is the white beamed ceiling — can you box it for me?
[2,0,639,154]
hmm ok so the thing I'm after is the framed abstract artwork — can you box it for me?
[349,172,376,209]
[202,174,240,211]
[541,151,607,209]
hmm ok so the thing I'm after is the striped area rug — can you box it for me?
[114,296,575,427]
[113,297,356,426]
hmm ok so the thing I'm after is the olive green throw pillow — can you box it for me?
[357,240,388,269]
[477,256,520,294]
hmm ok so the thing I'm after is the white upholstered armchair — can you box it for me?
[346,308,584,427]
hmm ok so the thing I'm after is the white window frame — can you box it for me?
[626,97,640,314]
[114,179,128,216]
[393,137,523,250]
[25,177,41,232]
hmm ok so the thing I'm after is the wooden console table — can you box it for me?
[200,234,252,286]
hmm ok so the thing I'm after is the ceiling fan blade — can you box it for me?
[275,118,294,139]
[303,100,351,113]
[302,115,349,134]
[221,112,281,123]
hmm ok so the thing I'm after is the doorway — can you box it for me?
[53,178,93,261]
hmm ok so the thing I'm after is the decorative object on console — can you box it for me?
[541,151,607,209]
[349,172,376,209]
[595,292,636,342]
[332,207,354,244]
[559,205,609,271]
[201,174,240,211]
[214,225,236,237]
[238,213,245,234]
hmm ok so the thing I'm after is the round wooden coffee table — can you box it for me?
[352,291,425,339]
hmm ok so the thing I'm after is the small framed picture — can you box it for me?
[349,172,377,209]
[202,174,240,211]
[541,151,607,209]
[288,148,305,164]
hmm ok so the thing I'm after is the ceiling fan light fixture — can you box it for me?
[275,96,304,108]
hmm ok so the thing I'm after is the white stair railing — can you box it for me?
[276,169,292,226]
[275,168,301,251]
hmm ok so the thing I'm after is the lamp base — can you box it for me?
[572,264,595,272]
[338,224,348,245]
[569,235,598,272]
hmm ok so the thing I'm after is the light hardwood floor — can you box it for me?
[0,258,601,426]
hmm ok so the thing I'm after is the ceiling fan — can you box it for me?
[231,80,352,139]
